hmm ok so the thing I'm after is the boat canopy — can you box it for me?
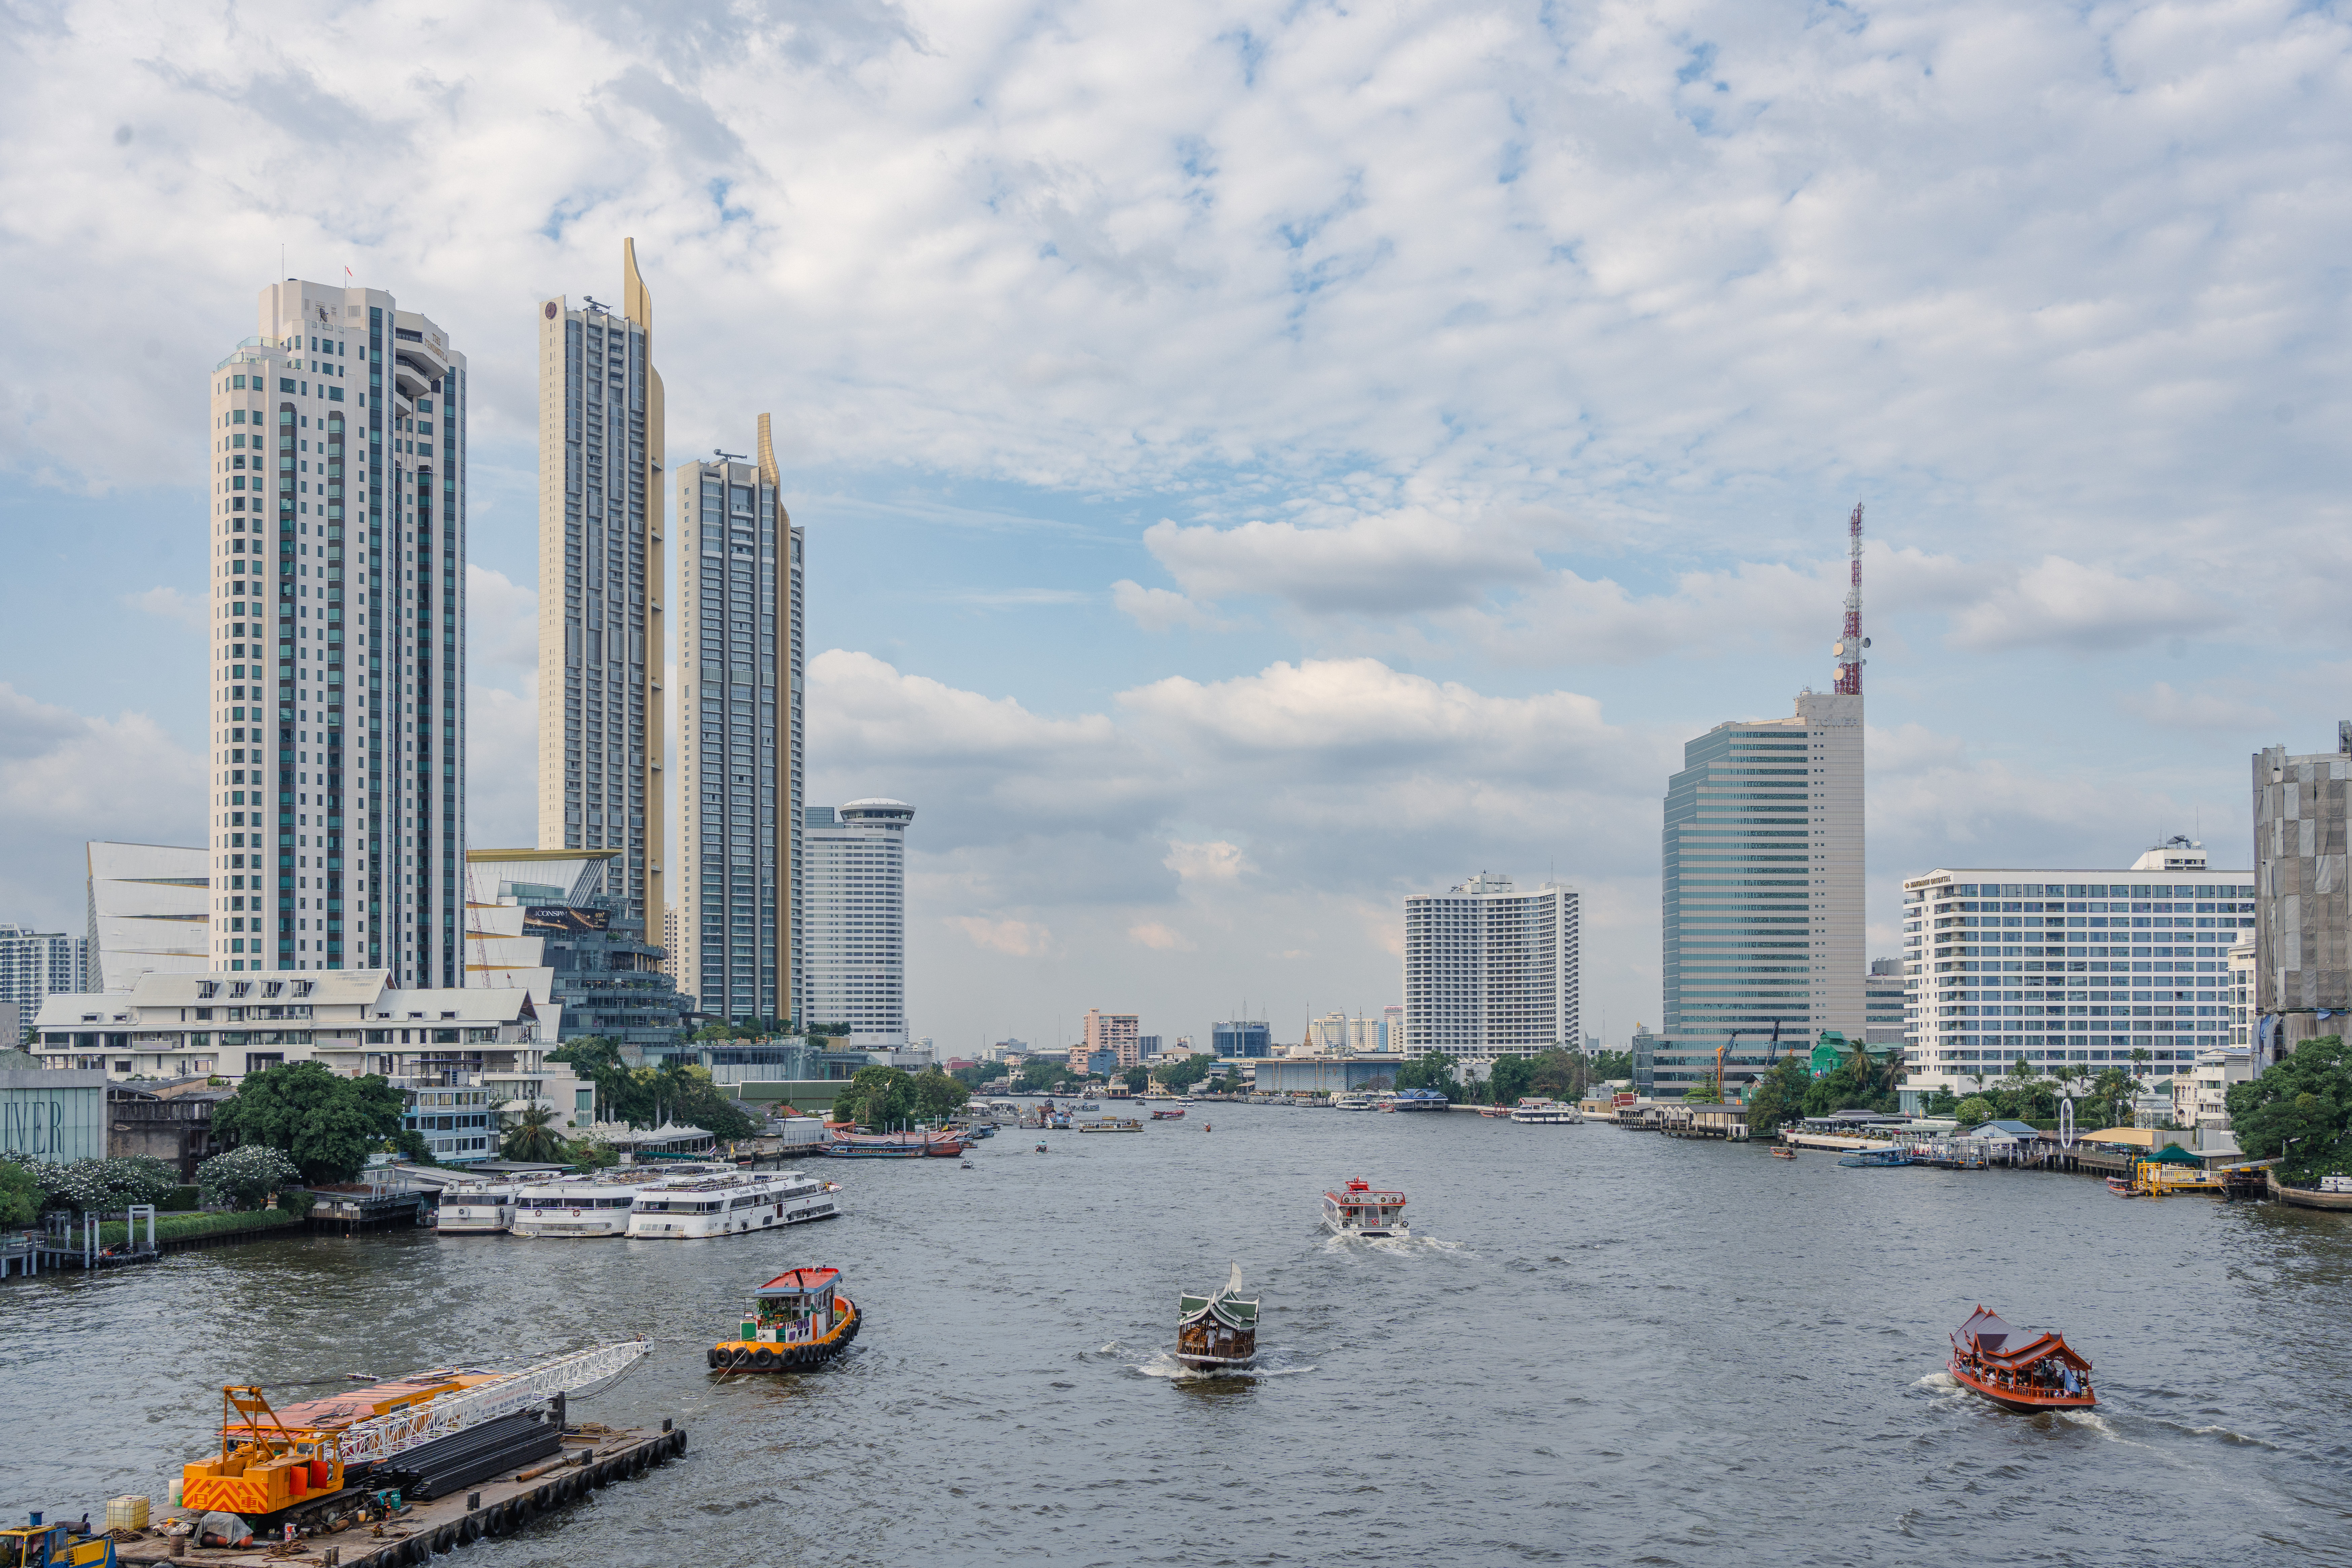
[757,1268,841,1300]
[1951,1306,2092,1372]
[1178,1263,1260,1331]
[2148,1144,2201,1165]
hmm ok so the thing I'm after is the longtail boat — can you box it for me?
[1947,1305,2095,1412]
[709,1268,861,1371]
[1174,1263,1260,1371]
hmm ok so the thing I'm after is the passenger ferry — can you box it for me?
[435,1180,524,1234]
[1331,1093,1372,1112]
[626,1169,840,1238]
[1508,1099,1581,1124]
[509,1167,722,1237]
[1321,1177,1409,1238]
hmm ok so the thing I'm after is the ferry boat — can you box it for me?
[708,1268,861,1372]
[1947,1305,2095,1412]
[1838,1147,1915,1168]
[1476,1104,1513,1118]
[1331,1093,1372,1111]
[625,1169,839,1238]
[821,1129,965,1158]
[1321,1177,1409,1238]
[1508,1100,1580,1124]
[1150,1106,1187,1120]
[1174,1263,1259,1371]
[510,1172,669,1237]
[1386,1089,1450,1113]
[1079,1117,1143,1133]
[435,1180,523,1234]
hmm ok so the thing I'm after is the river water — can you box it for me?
[6,1109,2349,1566]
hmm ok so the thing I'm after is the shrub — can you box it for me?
[33,1156,180,1213]
[1954,1096,1994,1128]
[197,1145,305,1212]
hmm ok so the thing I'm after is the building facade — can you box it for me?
[1865,958,1905,1045]
[1661,688,1864,1068]
[0,1069,108,1165]
[797,800,912,1046]
[87,841,211,991]
[206,278,467,983]
[1212,1020,1272,1058]
[0,925,87,1049]
[1082,1009,1142,1069]
[673,421,805,1022]
[1402,873,1580,1059]
[2253,729,2352,1061]
[1898,848,2254,1107]
[464,849,692,1053]
[537,241,666,939]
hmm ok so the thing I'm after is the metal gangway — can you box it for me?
[330,1340,651,1465]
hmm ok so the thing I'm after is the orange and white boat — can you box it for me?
[1321,1178,1408,1238]
[1947,1305,2095,1412]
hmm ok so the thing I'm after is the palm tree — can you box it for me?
[501,1102,569,1164]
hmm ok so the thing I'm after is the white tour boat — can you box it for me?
[1331,1093,1373,1112]
[507,1165,725,1237]
[1508,1100,1582,1124]
[625,1169,840,1238]
[1321,1177,1409,1238]
[435,1180,524,1234]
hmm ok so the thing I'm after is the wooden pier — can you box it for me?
[111,1421,687,1567]
[307,1185,432,1236]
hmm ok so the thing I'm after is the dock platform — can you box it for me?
[108,1421,686,1567]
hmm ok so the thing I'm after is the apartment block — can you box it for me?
[1084,1009,1142,1068]
[537,241,666,939]
[798,801,912,1046]
[206,278,467,983]
[0,924,86,1049]
[2253,728,2352,1060]
[1402,873,1580,1058]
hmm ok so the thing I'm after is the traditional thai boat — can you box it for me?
[1947,1305,2095,1412]
[1174,1263,1259,1371]
[1321,1178,1409,1238]
[709,1268,861,1372]
[1770,1147,1799,1160]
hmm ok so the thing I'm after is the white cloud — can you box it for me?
[0,683,204,932]
[2117,681,2276,732]
[1164,839,1246,882]
[1111,579,1212,632]
[1946,556,2229,652]
[1126,920,1194,951]
[127,586,207,634]
[1139,508,1544,615]
[466,564,539,688]
[945,915,1056,957]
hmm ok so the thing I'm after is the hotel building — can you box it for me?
[1401,873,1580,1059]
[1898,841,2254,1109]
[672,421,806,1022]
[798,800,912,1046]
[206,279,466,983]
[537,241,666,937]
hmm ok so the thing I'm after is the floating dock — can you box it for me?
[110,1420,686,1566]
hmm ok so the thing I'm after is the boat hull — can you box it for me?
[2269,1171,2352,1209]
[1949,1358,2095,1413]
[709,1299,861,1372]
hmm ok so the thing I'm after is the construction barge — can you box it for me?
[67,1342,687,1567]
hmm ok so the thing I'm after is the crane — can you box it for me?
[1712,1019,1784,1101]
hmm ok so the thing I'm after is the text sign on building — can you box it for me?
[524,906,609,935]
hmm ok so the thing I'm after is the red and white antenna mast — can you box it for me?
[1833,502,1865,695]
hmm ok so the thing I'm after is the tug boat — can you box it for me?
[1321,1177,1409,1238]
[624,1169,839,1237]
[1947,1305,2096,1412]
[708,1268,861,1371]
[1174,1263,1260,1371]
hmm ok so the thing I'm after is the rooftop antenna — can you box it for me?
[714,447,748,463]
[1834,502,1867,695]
[582,294,611,314]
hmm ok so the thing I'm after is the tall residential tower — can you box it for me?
[673,418,805,1022]
[1401,873,1580,1058]
[207,280,466,982]
[1658,507,1865,1088]
[537,241,665,935]
[798,800,912,1045]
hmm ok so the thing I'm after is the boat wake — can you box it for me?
[1319,1232,1465,1257]
[1132,1347,1316,1381]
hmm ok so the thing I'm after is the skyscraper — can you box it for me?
[2253,725,2352,1061]
[673,420,805,1021]
[1401,873,1580,1058]
[0,924,86,1048]
[207,279,467,983]
[798,800,912,1045]
[537,242,666,936]
[1658,507,1865,1083]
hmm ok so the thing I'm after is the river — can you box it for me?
[6,1108,2349,1566]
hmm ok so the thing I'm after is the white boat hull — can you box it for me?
[1509,1109,1582,1124]
[435,1205,514,1234]
[511,1212,633,1237]
[627,1195,838,1238]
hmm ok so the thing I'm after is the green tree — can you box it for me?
[1527,1047,1586,1101]
[1015,1057,1072,1094]
[211,1062,410,1184]
[0,1156,46,1226]
[649,1061,756,1141]
[1954,1095,1995,1128]
[2227,1035,2352,1183]
[2129,1047,2153,1078]
[1154,1053,1219,1092]
[1119,1065,1151,1094]
[1742,1057,1812,1136]
[1589,1049,1634,1083]
[1396,1052,1463,1099]
[2085,1066,2135,1127]
[501,1103,570,1164]
[912,1067,972,1121]
[197,1145,303,1210]
[832,1066,918,1130]
[551,1036,650,1126]
[1489,1055,1536,1107]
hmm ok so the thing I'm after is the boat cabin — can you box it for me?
[744,1268,843,1347]
[1329,1179,1406,1229]
[1176,1263,1260,1368]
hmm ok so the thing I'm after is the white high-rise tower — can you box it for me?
[205,279,468,982]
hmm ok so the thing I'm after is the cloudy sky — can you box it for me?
[3,0,2346,1053]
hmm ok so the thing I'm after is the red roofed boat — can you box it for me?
[709,1268,861,1371]
[1948,1305,2095,1412]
